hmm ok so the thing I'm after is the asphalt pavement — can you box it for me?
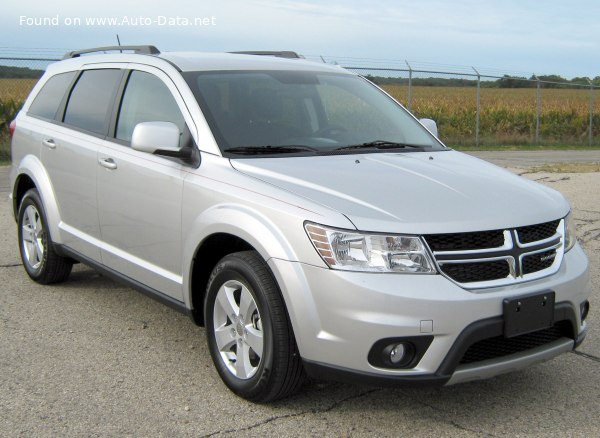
[465,150,600,168]
[1,154,599,437]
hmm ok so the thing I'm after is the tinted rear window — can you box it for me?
[63,69,123,135]
[28,71,76,120]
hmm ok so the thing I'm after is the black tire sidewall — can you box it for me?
[17,189,49,279]
[205,255,277,400]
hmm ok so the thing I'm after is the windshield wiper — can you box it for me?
[224,145,317,155]
[334,140,427,151]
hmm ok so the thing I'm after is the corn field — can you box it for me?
[1,71,600,163]
[382,85,599,146]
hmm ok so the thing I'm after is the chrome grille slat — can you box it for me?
[423,219,565,289]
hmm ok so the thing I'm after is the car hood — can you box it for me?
[230,150,569,234]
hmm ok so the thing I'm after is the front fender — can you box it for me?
[181,203,306,306]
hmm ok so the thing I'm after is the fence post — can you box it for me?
[534,75,541,144]
[588,79,594,147]
[405,60,413,112]
[473,67,481,147]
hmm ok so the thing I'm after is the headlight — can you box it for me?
[305,223,436,273]
[564,212,577,252]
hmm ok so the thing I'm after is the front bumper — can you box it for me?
[268,243,590,385]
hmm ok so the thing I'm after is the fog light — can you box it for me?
[368,336,432,370]
[382,342,414,367]
[389,343,406,364]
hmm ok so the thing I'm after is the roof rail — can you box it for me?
[229,51,303,59]
[62,45,160,59]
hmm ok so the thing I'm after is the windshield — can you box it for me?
[183,70,446,156]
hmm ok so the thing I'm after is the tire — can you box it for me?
[205,251,305,402]
[17,189,72,284]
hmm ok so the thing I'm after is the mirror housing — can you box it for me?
[131,121,182,155]
[419,118,438,137]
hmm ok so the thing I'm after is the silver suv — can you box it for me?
[9,45,590,402]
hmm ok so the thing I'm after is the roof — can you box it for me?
[49,49,348,75]
[159,52,346,73]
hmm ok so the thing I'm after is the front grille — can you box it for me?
[424,219,563,287]
[517,220,560,244]
[522,250,557,275]
[425,230,504,252]
[440,260,510,283]
[459,321,572,365]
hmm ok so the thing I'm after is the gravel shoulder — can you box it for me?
[1,157,599,437]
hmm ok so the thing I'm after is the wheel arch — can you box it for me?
[188,232,253,325]
[12,156,63,244]
[184,204,302,326]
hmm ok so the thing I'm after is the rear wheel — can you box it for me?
[18,189,72,284]
[205,251,305,402]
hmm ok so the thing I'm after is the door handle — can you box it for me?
[98,157,117,170]
[42,139,56,149]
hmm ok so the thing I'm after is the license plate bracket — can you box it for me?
[503,291,555,338]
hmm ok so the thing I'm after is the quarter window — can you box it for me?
[28,71,76,120]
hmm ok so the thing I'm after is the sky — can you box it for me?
[2,0,599,79]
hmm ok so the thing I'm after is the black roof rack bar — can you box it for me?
[229,51,303,59]
[62,45,160,59]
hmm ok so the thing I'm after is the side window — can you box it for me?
[116,71,186,144]
[63,69,123,135]
[28,71,76,120]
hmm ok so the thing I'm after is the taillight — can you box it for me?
[9,119,16,138]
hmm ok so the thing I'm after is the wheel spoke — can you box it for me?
[235,342,253,379]
[214,324,235,351]
[30,242,40,265]
[34,214,43,233]
[26,207,37,231]
[22,224,34,243]
[216,285,239,319]
[34,237,44,260]
[238,286,256,319]
[244,326,263,358]
[24,240,36,265]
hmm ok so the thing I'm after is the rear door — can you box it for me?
[39,67,125,260]
[96,66,196,300]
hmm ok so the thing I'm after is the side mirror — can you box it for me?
[131,121,181,155]
[419,118,438,137]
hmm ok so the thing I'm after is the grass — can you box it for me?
[0,131,10,164]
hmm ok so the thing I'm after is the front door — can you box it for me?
[96,68,194,300]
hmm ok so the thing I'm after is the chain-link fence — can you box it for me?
[340,66,599,147]
[1,56,599,153]
[0,57,54,99]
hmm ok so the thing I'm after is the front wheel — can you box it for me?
[205,251,305,402]
[17,189,72,284]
